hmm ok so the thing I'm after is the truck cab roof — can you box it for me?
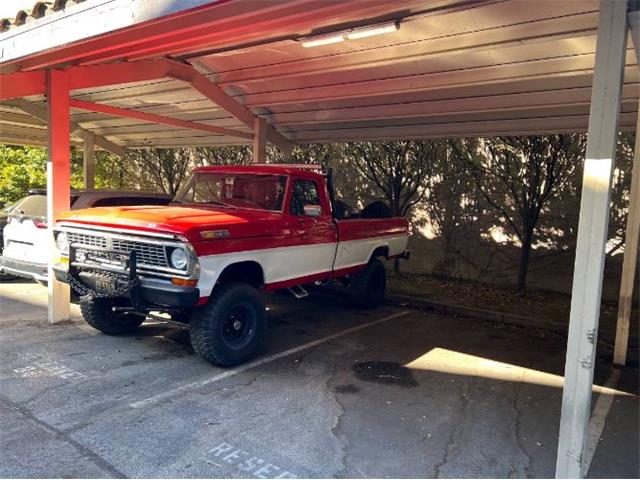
[192,164,326,181]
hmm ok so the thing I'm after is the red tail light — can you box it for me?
[34,220,48,229]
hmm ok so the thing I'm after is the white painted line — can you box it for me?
[582,368,621,476]
[130,310,409,409]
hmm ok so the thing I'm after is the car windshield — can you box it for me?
[174,172,287,212]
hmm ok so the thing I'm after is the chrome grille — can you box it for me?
[111,238,168,268]
[67,232,107,249]
[67,232,169,268]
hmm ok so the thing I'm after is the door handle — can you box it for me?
[292,217,317,237]
[297,217,317,227]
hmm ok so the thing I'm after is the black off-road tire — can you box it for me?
[80,297,144,335]
[190,283,266,367]
[349,257,386,309]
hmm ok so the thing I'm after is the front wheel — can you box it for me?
[190,283,267,367]
[80,297,144,334]
[349,258,386,309]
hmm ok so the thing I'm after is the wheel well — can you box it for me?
[216,261,265,289]
[371,246,389,261]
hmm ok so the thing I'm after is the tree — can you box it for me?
[606,132,636,256]
[344,140,445,272]
[419,139,485,277]
[455,135,585,292]
[196,146,252,166]
[124,148,194,195]
[345,140,444,216]
[93,151,129,190]
[0,145,84,205]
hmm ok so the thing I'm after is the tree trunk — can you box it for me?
[517,229,534,292]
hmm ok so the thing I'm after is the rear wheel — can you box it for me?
[80,297,144,335]
[190,283,266,367]
[349,258,386,309]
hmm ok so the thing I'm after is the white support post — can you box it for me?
[629,8,639,64]
[252,117,267,164]
[46,69,71,324]
[555,1,629,478]
[613,105,640,366]
[83,131,96,190]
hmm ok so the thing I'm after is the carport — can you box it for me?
[0,0,638,477]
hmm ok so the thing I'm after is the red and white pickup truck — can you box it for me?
[53,165,409,366]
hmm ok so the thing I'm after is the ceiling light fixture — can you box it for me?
[300,33,347,48]
[346,21,400,40]
[299,21,400,48]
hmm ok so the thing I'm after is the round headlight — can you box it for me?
[170,248,189,270]
[56,232,69,254]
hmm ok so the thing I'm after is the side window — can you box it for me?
[289,180,321,216]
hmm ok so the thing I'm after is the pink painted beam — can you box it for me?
[0,70,45,100]
[69,98,253,140]
[68,59,171,90]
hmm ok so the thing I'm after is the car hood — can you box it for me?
[57,205,286,242]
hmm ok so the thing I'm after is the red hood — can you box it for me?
[57,205,285,242]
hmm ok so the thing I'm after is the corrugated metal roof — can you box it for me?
[0,0,637,149]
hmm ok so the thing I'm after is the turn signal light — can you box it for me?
[171,278,198,287]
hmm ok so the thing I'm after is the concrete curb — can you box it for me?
[385,293,635,348]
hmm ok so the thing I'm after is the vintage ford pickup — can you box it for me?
[53,165,409,366]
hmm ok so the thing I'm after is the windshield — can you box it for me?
[175,173,287,212]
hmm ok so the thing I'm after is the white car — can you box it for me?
[0,190,172,283]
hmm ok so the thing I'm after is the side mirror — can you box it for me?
[303,204,322,217]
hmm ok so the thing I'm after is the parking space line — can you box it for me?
[0,394,127,479]
[130,310,409,409]
[582,368,621,476]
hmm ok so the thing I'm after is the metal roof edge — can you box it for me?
[0,0,218,67]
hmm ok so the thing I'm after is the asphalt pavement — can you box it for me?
[0,280,637,478]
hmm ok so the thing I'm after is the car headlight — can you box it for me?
[56,232,69,255]
[169,248,189,270]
